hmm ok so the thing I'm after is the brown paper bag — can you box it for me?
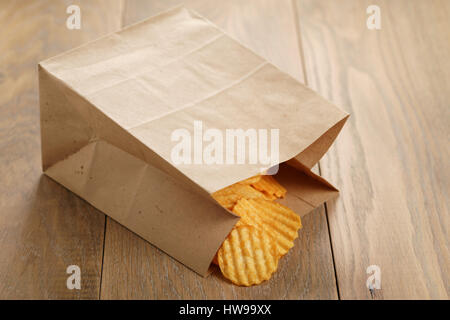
[38,7,348,276]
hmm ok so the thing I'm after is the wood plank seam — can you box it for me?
[292,0,341,300]
[98,216,108,300]
[291,0,309,86]
[323,201,341,299]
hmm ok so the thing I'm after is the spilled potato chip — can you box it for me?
[233,198,302,256]
[217,225,279,286]
[212,174,302,286]
[251,175,287,199]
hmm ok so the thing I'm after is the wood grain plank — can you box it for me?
[0,0,122,299]
[100,0,338,299]
[295,0,449,299]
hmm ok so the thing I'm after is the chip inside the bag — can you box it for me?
[250,175,287,199]
[237,175,262,185]
[212,183,268,210]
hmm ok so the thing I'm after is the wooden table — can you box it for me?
[0,0,448,299]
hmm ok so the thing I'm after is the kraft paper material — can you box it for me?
[39,7,348,276]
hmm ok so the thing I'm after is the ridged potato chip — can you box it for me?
[212,183,268,210]
[217,225,279,286]
[251,175,287,199]
[233,198,302,256]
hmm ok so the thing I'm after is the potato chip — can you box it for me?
[234,219,247,228]
[237,175,262,185]
[251,175,287,199]
[212,183,268,210]
[233,198,302,256]
[217,225,279,286]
